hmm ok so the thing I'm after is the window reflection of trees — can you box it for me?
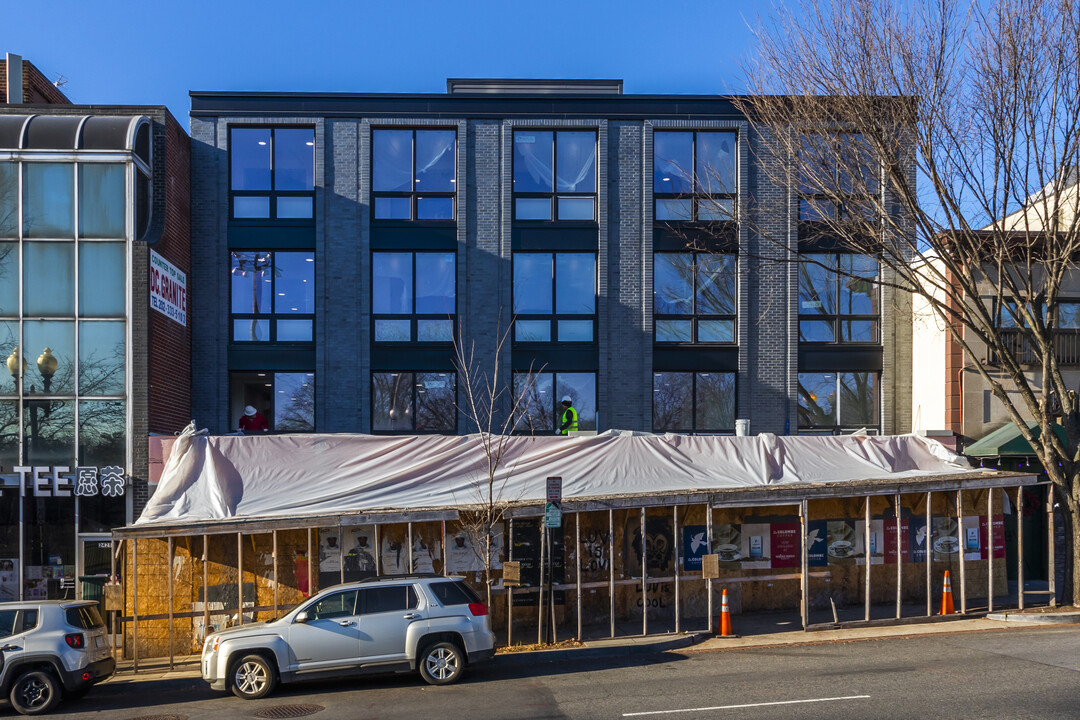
[275,374,315,432]
[654,253,737,343]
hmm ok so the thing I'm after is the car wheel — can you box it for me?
[229,654,277,700]
[9,670,61,715]
[418,641,465,686]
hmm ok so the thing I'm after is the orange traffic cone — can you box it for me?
[940,570,955,615]
[718,588,733,636]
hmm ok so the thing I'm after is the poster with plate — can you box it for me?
[740,523,771,569]
[932,516,961,561]
[827,519,864,566]
[712,524,742,568]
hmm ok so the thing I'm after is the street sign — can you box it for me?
[546,476,562,503]
[545,501,562,528]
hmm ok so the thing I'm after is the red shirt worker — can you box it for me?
[238,405,269,433]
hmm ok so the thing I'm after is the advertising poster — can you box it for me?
[827,519,862,566]
[682,526,709,571]
[979,515,1006,559]
[806,520,828,567]
[932,516,960,562]
[712,523,742,568]
[883,517,911,564]
[770,523,800,568]
[318,531,342,573]
[741,523,771,569]
[962,516,982,561]
[342,526,377,581]
[909,516,929,563]
[412,533,442,574]
[0,559,18,602]
[383,532,411,574]
[867,519,885,565]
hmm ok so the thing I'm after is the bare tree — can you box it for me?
[736,0,1080,601]
[452,313,544,608]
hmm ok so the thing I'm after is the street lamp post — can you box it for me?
[6,347,59,457]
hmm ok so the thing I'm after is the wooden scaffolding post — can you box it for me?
[202,535,209,646]
[608,508,615,638]
[237,533,244,626]
[507,518,513,647]
[641,507,647,637]
[441,520,447,576]
[799,499,808,630]
[898,493,905,620]
[538,516,545,645]
[339,523,345,585]
[988,488,995,612]
[864,497,871,622]
[167,537,174,670]
[408,522,414,574]
[374,525,381,575]
[957,491,967,614]
[1016,487,1025,611]
[272,530,279,618]
[306,529,313,598]
[924,491,931,617]
[706,501,713,632]
[674,505,681,633]
[132,538,139,673]
[575,511,582,641]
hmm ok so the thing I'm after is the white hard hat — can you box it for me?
[561,395,572,403]
[244,405,257,416]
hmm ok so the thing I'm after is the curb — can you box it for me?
[494,632,711,665]
[986,611,1080,624]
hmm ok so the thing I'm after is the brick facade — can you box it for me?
[0,58,70,105]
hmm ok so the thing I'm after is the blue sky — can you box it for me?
[3,1,761,129]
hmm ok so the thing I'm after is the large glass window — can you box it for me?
[78,164,125,238]
[654,131,737,221]
[798,254,880,343]
[229,371,316,433]
[513,131,596,221]
[513,253,596,342]
[654,253,737,343]
[23,163,74,238]
[798,134,877,221]
[373,129,456,220]
[0,163,16,238]
[797,372,879,434]
[229,127,315,220]
[513,372,596,434]
[371,372,456,433]
[230,251,315,343]
[372,252,455,342]
[23,242,74,316]
[652,372,736,433]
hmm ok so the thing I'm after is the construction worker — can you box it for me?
[558,395,578,435]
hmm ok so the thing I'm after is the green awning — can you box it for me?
[964,421,1067,457]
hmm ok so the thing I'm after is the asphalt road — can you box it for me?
[15,625,1080,720]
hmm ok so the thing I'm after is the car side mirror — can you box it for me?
[295,611,310,624]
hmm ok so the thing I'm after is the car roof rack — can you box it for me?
[355,573,446,584]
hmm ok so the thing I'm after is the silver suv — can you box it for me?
[201,574,496,699]
[0,601,115,715]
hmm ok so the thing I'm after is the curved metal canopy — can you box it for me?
[0,114,149,157]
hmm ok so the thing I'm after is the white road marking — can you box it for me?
[622,694,871,717]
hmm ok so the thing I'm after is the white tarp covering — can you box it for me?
[135,429,976,526]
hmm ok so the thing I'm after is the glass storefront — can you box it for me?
[0,153,138,601]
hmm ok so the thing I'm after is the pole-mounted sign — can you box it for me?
[545,476,562,528]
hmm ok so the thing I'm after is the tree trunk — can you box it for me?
[1064,484,1080,607]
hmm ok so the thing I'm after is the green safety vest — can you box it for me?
[560,406,578,435]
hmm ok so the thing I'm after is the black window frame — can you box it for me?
[797,133,877,224]
[798,252,881,345]
[371,128,457,223]
[512,370,598,435]
[512,129,598,223]
[371,251,457,345]
[229,250,316,345]
[228,125,316,222]
[653,130,738,223]
[653,252,737,345]
[511,251,598,344]
[652,371,737,434]
[370,371,458,435]
[796,370,881,435]
[229,370,317,434]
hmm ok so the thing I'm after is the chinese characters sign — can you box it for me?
[2,466,125,498]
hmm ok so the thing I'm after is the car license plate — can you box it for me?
[94,635,104,648]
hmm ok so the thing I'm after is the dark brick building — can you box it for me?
[188,79,911,439]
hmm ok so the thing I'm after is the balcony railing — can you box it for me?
[988,330,1080,365]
